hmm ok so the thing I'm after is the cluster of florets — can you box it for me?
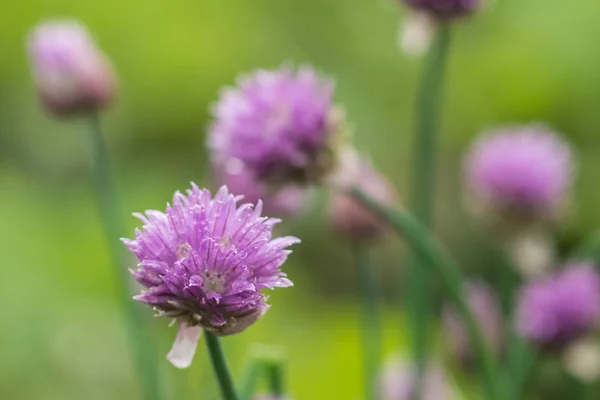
[516,262,600,348]
[123,185,298,366]
[464,125,573,223]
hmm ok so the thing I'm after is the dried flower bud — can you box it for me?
[28,20,116,116]
[328,150,398,241]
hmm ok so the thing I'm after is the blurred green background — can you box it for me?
[2,0,600,399]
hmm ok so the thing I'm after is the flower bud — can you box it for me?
[328,150,398,241]
[28,20,116,116]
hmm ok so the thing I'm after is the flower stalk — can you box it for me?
[266,357,285,397]
[85,114,161,400]
[204,332,239,400]
[356,244,381,400]
[406,22,451,399]
[350,187,499,400]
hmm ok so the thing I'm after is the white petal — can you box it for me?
[167,323,203,369]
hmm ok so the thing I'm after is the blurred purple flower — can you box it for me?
[328,150,397,241]
[215,158,311,218]
[464,125,573,222]
[379,358,452,400]
[123,185,299,368]
[208,65,342,188]
[402,0,482,20]
[516,262,600,348]
[28,20,116,116]
[443,282,503,366]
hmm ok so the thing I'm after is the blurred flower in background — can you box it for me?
[401,0,483,20]
[464,124,574,225]
[379,357,453,400]
[516,262,600,349]
[215,161,312,218]
[208,64,345,195]
[27,19,116,117]
[328,149,398,242]
[123,185,299,368]
[443,281,503,367]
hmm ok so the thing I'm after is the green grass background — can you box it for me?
[1,0,600,398]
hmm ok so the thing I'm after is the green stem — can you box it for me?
[204,332,239,400]
[350,188,499,400]
[406,23,452,399]
[503,329,537,399]
[267,359,285,396]
[573,227,600,261]
[356,245,381,400]
[239,357,264,400]
[85,114,161,400]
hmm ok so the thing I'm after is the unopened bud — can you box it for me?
[28,20,117,117]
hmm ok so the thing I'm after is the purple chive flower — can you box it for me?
[28,20,116,116]
[215,159,311,218]
[516,262,600,348]
[379,358,452,400]
[402,0,482,20]
[209,65,342,187]
[328,151,397,241]
[443,282,503,367]
[123,185,299,368]
[464,125,573,222]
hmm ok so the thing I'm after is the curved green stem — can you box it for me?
[204,332,239,400]
[356,245,381,400]
[406,23,452,399]
[85,114,161,400]
[350,188,499,400]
